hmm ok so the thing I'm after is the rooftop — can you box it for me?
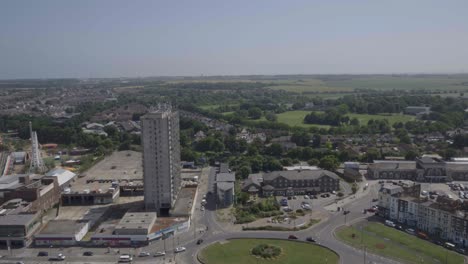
[115,212,157,230]
[0,213,38,226]
[37,220,88,235]
[216,172,235,182]
[263,169,340,181]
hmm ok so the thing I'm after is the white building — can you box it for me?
[141,106,181,215]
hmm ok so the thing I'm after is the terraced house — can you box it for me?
[243,169,340,197]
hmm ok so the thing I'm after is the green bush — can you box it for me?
[251,244,281,258]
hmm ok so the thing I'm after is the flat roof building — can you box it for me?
[34,220,89,246]
[114,212,157,236]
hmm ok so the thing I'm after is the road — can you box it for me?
[0,168,399,264]
[177,168,400,264]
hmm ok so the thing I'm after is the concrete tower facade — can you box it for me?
[141,106,181,215]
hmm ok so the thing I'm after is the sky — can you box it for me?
[1,0,468,79]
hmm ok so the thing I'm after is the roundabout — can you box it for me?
[198,238,339,264]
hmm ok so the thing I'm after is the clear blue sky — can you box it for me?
[1,0,468,79]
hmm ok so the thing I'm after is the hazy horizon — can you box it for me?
[1,0,468,79]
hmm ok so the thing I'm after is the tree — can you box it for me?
[307,158,319,166]
[404,150,419,160]
[266,143,283,157]
[319,155,339,171]
[237,166,251,179]
[311,134,321,148]
[291,130,310,147]
[248,107,262,119]
[265,112,277,122]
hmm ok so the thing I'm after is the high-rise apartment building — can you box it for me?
[141,106,181,215]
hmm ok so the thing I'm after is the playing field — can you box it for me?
[336,222,463,264]
[199,238,339,264]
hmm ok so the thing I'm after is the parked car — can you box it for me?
[154,252,166,257]
[385,220,396,228]
[396,225,403,230]
[174,247,186,253]
[197,239,204,245]
[83,251,93,256]
[405,228,415,235]
[455,248,466,255]
[287,196,292,200]
[138,252,150,257]
[38,252,48,257]
[306,237,316,243]
[288,235,298,240]
[372,198,379,202]
[343,210,350,215]
[367,208,376,213]
[293,196,297,200]
[304,195,309,199]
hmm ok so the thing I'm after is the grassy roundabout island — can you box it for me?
[198,238,339,264]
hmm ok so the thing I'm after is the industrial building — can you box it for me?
[34,220,89,246]
[0,212,41,247]
[141,105,181,215]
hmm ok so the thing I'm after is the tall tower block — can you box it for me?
[141,105,181,215]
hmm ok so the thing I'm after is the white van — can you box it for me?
[444,242,456,250]
[385,220,396,228]
[119,255,133,262]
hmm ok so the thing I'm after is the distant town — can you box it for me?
[1,75,468,263]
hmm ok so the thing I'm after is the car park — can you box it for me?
[288,235,298,240]
[83,251,93,256]
[154,252,166,257]
[175,247,186,253]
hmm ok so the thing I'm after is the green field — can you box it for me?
[336,222,463,264]
[263,75,468,94]
[261,111,414,128]
[347,113,415,125]
[199,238,339,264]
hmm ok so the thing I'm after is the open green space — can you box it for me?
[265,75,468,93]
[347,113,415,126]
[272,111,330,128]
[257,111,414,128]
[336,222,463,264]
[199,238,339,264]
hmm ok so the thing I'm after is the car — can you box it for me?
[288,235,298,240]
[456,248,466,255]
[83,251,93,256]
[49,254,66,261]
[313,195,318,199]
[306,237,316,243]
[304,195,309,199]
[372,198,379,202]
[287,196,292,200]
[331,191,337,194]
[367,208,376,213]
[405,228,415,235]
[293,196,297,199]
[343,210,350,215]
[138,252,150,257]
[197,239,204,245]
[200,206,205,211]
[385,220,396,228]
[38,251,49,257]
[363,209,367,214]
[396,225,403,230]
[174,247,186,253]
[154,252,166,257]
